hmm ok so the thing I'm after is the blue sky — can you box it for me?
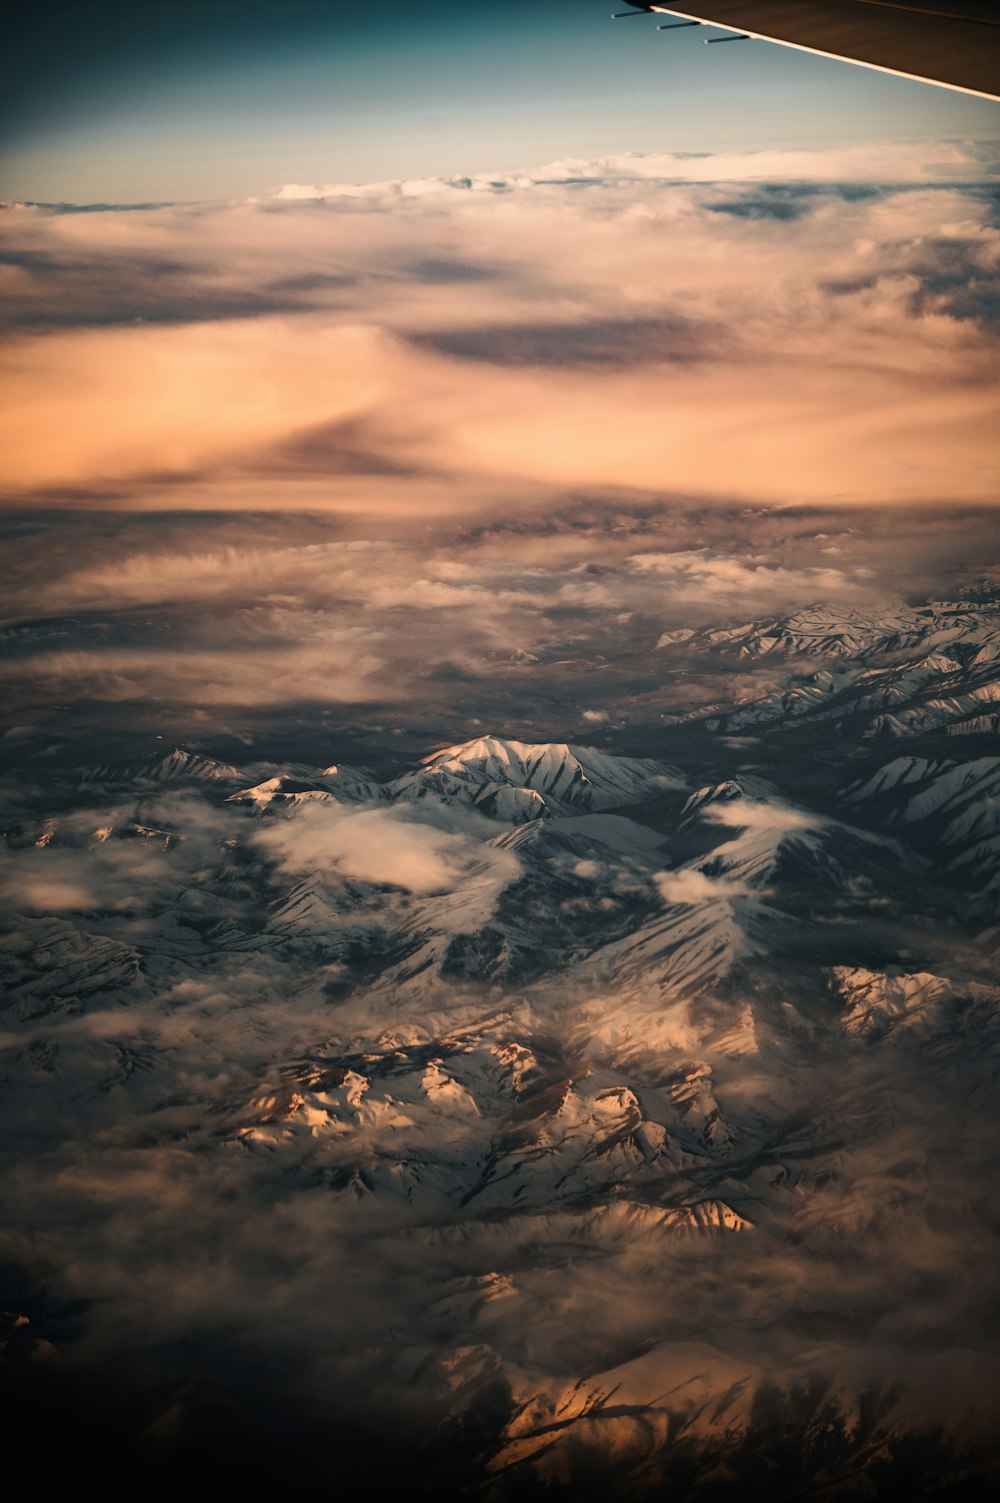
[3,1,999,201]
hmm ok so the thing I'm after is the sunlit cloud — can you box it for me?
[1,147,998,514]
[252,798,521,896]
[654,867,752,903]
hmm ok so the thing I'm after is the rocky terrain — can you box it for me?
[2,594,1000,1497]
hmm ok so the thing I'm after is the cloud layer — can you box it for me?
[1,142,998,513]
[0,142,997,745]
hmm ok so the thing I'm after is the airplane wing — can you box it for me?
[627,2,1000,100]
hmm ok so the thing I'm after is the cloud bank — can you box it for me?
[1,142,998,514]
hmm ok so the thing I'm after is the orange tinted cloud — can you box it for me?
[1,150,997,512]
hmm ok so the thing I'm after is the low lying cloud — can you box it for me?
[253,799,520,895]
[654,867,752,904]
[633,549,851,601]
[0,641,385,707]
[0,834,174,914]
[702,799,822,833]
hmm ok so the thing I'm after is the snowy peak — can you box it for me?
[832,965,1000,1039]
[227,763,379,811]
[227,775,340,810]
[663,775,904,910]
[680,777,825,877]
[681,775,779,817]
[658,590,1000,742]
[688,600,1000,663]
[393,735,686,821]
[842,754,1000,889]
[80,747,244,788]
[842,755,1000,838]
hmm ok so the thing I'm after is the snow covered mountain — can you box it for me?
[227,763,381,810]
[659,592,1000,740]
[79,746,245,787]
[3,699,999,1489]
[657,598,1000,662]
[841,753,1000,892]
[389,735,686,820]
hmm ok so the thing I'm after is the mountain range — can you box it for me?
[2,595,999,1496]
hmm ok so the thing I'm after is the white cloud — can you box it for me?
[654,868,752,904]
[275,141,1000,200]
[702,800,821,833]
[253,800,519,895]
[528,142,998,186]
